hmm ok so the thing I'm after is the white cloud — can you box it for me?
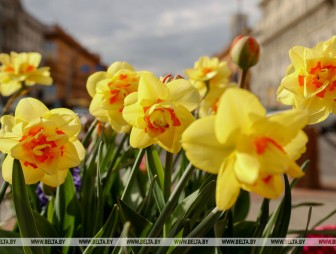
[21,0,261,75]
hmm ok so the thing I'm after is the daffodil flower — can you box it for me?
[184,56,232,96]
[199,83,237,117]
[0,98,85,187]
[122,72,200,153]
[0,52,52,96]
[277,36,336,124]
[87,61,140,132]
[182,88,308,210]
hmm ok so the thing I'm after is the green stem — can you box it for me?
[2,86,28,115]
[0,181,9,204]
[103,133,128,187]
[163,151,173,202]
[121,149,145,201]
[139,163,195,254]
[239,69,249,90]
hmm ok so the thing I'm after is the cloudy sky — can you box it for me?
[22,0,261,76]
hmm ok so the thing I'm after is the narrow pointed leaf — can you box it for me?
[12,159,44,254]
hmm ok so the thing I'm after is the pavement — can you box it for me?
[0,128,336,232]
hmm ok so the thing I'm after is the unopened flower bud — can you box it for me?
[230,35,260,70]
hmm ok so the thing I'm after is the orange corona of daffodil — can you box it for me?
[182,88,308,211]
[122,72,200,153]
[0,52,52,96]
[87,61,140,132]
[184,56,232,96]
[277,36,336,124]
[0,98,85,187]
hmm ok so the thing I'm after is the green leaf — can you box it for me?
[145,160,165,213]
[137,175,158,218]
[118,198,153,237]
[82,205,119,254]
[291,207,312,254]
[146,146,164,189]
[271,174,291,238]
[93,142,104,234]
[121,148,146,208]
[54,172,81,254]
[111,221,131,254]
[81,137,101,236]
[32,210,59,237]
[82,119,98,147]
[0,181,9,205]
[232,189,250,222]
[312,208,336,228]
[259,175,291,254]
[252,198,269,238]
[12,159,45,254]
[169,180,216,237]
[292,202,323,208]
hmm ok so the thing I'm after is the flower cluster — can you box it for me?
[184,56,237,117]
[182,88,308,210]
[0,52,52,96]
[123,72,200,153]
[0,98,85,187]
[277,36,336,124]
[87,61,141,133]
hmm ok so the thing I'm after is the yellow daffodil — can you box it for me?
[277,36,336,124]
[122,72,200,153]
[0,52,52,96]
[184,56,231,96]
[0,98,85,187]
[182,88,308,210]
[87,61,140,133]
[199,82,237,117]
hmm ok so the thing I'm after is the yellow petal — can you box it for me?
[166,79,200,111]
[89,94,110,123]
[15,98,49,123]
[286,160,304,178]
[242,174,283,199]
[122,93,145,128]
[41,169,69,187]
[21,160,44,184]
[215,88,266,145]
[216,157,241,211]
[107,110,131,133]
[57,142,83,170]
[2,155,14,184]
[235,138,259,184]
[86,72,109,97]
[0,115,20,153]
[157,126,181,153]
[0,81,22,96]
[182,116,232,174]
[283,130,308,161]
[288,46,306,70]
[268,109,309,145]
[73,140,86,161]
[130,128,156,149]
[106,61,134,75]
[277,84,295,106]
[138,72,168,102]
[47,108,81,137]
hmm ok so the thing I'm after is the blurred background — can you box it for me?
[1,0,336,227]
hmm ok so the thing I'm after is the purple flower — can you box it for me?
[36,167,82,208]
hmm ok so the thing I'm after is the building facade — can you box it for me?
[0,0,45,54]
[43,25,103,108]
[0,0,105,108]
[251,0,336,109]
